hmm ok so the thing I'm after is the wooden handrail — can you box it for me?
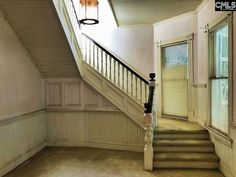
[82,33,149,85]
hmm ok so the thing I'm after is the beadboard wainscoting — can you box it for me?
[0,110,47,176]
[45,78,144,151]
[47,111,144,151]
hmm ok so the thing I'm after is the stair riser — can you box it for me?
[154,161,219,169]
[154,134,209,139]
[153,143,214,147]
[154,147,214,152]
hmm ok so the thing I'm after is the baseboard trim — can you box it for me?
[48,141,144,152]
[220,162,235,177]
[0,141,47,177]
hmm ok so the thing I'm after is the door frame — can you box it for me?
[156,34,194,121]
[206,13,233,135]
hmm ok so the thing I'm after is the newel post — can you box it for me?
[144,73,155,171]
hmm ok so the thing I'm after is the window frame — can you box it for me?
[207,13,233,135]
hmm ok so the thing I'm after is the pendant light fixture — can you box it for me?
[79,0,99,25]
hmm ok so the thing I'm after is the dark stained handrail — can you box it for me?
[82,33,149,84]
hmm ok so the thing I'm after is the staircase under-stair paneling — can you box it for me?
[153,128,220,169]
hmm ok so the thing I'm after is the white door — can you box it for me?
[161,43,188,118]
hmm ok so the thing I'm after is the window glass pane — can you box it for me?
[211,79,228,133]
[162,43,188,67]
[211,24,229,134]
[161,43,188,117]
[215,25,228,77]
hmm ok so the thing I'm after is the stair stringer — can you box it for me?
[82,63,145,129]
[52,0,84,76]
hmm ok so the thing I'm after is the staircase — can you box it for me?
[153,128,219,169]
[53,0,150,128]
[53,0,220,171]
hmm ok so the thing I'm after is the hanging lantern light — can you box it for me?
[79,0,99,25]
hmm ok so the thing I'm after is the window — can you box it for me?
[162,43,188,67]
[210,24,229,134]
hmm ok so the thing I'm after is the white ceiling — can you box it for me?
[109,0,203,25]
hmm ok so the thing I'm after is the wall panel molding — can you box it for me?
[45,78,118,111]
[65,82,82,107]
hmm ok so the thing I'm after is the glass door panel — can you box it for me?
[161,43,188,117]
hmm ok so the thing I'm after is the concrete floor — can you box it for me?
[4,147,224,177]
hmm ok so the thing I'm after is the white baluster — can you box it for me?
[131,73,133,97]
[122,66,124,91]
[109,56,112,80]
[114,60,116,85]
[96,46,99,71]
[89,41,92,65]
[105,53,108,78]
[126,69,129,94]
[140,80,142,103]
[85,38,87,63]
[92,44,95,68]
[118,64,120,88]
[101,50,103,75]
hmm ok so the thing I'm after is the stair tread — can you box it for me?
[154,146,214,153]
[154,152,219,162]
[154,139,214,147]
[154,129,208,134]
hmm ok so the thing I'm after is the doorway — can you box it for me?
[161,42,188,118]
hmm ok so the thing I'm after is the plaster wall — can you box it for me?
[84,25,154,77]
[0,14,46,176]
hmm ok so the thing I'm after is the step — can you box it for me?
[154,133,209,139]
[153,139,214,147]
[154,161,219,169]
[154,146,214,152]
[154,129,208,134]
[154,152,219,169]
[154,152,219,162]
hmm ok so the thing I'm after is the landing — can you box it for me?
[157,117,205,131]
